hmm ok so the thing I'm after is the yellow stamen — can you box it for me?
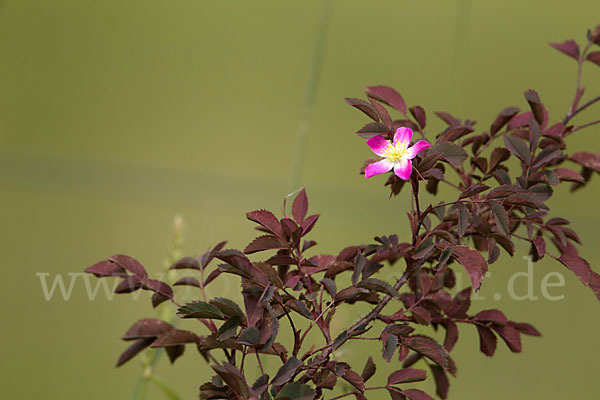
[384,142,408,162]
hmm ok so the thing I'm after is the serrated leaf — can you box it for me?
[275,382,315,400]
[431,142,467,166]
[488,200,510,237]
[238,326,261,346]
[271,357,303,386]
[365,85,407,115]
[122,318,174,340]
[177,301,225,319]
[345,97,380,121]
[452,246,488,291]
[387,368,427,385]
[357,278,399,298]
[382,333,398,363]
[292,189,308,223]
[504,135,530,163]
[217,316,242,340]
[361,356,376,382]
[550,40,580,60]
[457,202,468,238]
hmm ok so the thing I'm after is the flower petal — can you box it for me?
[366,135,390,156]
[406,140,431,159]
[365,159,394,178]
[394,158,412,180]
[393,127,413,146]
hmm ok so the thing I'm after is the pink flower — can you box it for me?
[365,127,431,180]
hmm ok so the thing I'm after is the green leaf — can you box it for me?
[488,200,510,237]
[333,330,348,350]
[503,135,530,164]
[357,278,399,298]
[275,382,315,400]
[457,202,468,238]
[177,301,225,320]
[210,298,245,319]
[217,316,242,340]
[237,326,261,346]
[431,142,467,166]
[271,357,303,386]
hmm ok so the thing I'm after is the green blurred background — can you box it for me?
[1,0,599,398]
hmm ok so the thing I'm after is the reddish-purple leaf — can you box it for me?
[292,189,309,223]
[409,106,426,129]
[365,85,407,115]
[554,168,585,183]
[532,236,546,260]
[586,51,600,67]
[270,357,303,386]
[345,97,380,121]
[357,122,391,139]
[114,276,142,293]
[492,324,522,353]
[473,309,507,325]
[116,337,154,366]
[435,111,460,126]
[122,318,174,340]
[524,90,545,125]
[141,279,173,299]
[387,368,427,385]
[490,107,519,135]
[411,307,431,325]
[459,184,490,199]
[165,345,185,364]
[85,260,127,277]
[151,329,199,347]
[570,152,600,172]
[452,246,489,291]
[401,389,435,400]
[510,322,542,337]
[246,210,282,237]
[212,363,249,399]
[151,292,170,308]
[169,256,200,270]
[558,243,591,285]
[488,200,510,237]
[244,235,286,254]
[403,336,455,374]
[475,325,497,356]
[173,276,201,288]
[109,254,148,278]
[489,148,510,171]
[430,365,450,399]
[549,40,580,60]
[370,97,393,128]
[361,356,376,382]
[504,135,530,164]
[443,321,458,352]
[343,369,366,392]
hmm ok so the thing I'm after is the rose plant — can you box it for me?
[85,25,600,400]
